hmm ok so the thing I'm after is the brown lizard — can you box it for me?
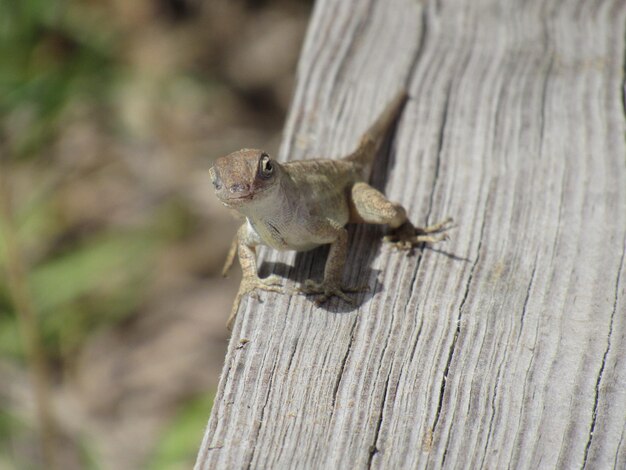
[210,91,452,329]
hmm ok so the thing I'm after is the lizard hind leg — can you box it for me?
[349,182,453,250]
[349,182,408,227]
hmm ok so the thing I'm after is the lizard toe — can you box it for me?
[298,280,361,305]
[227,276,287,329]
[385,218,452,250]
[261,274,283,287]
[240,275,286,301]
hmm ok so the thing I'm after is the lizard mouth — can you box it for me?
[220,192,260,206]
[223,195,252,204]
[220,186,271,205]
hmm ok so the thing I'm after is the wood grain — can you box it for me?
[196,0,626,468]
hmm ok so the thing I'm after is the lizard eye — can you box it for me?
[258,154,273,179]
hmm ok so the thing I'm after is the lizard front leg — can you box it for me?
[297,220,365,305]
[226,223,284,329]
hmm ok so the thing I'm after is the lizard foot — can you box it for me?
[245,274,284,301]
[226,274,285,330]
[297,280,368,306]
[384,217,454,250]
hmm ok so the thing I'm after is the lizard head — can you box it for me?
[209,149,282,210]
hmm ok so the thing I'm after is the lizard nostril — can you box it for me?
[209,167,222,190]
[230,183,249,193]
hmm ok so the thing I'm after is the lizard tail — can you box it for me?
[344,90,409,179]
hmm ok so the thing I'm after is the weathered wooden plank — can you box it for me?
[196,0,626,468]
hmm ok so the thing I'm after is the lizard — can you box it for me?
[210,91,452,329]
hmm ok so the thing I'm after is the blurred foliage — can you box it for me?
[0,0,108,354]
[0,0,212,362]
[0,409,26,469]
[0,0,308,467]
[0,0,116,157]
[147,392,215,470]
[0,0,205,467]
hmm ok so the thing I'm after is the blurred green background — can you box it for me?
[0,0,310,468]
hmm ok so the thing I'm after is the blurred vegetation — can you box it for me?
[147,392,215,470]
[0,0,115,156]
[0,0,309,468]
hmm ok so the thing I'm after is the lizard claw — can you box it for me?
[297,280,368,306]
[255,274,283,289]
[417,216,454,234]
[226,274,286,329]
[384,217,453,251]
[243,274,284,300]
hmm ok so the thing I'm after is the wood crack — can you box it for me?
[331,319,358,410]
[581,240,626,468]
[614,431,625,469]
[280,293,299,373]
[426,79,452,226]
[404,5,429,88]
[363,297,398,467]
[396,41,453,391]
[518,256,538,341]
[622,27,626,167]
[407,320,425,366]
[272,297,299,464]
[435,190,488,436]
[506,333,538,470]
[539,53,555,146]
[479,356,506,469]
[367,366,393,469]
[245,357,280,470]
[551,162,568,263]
